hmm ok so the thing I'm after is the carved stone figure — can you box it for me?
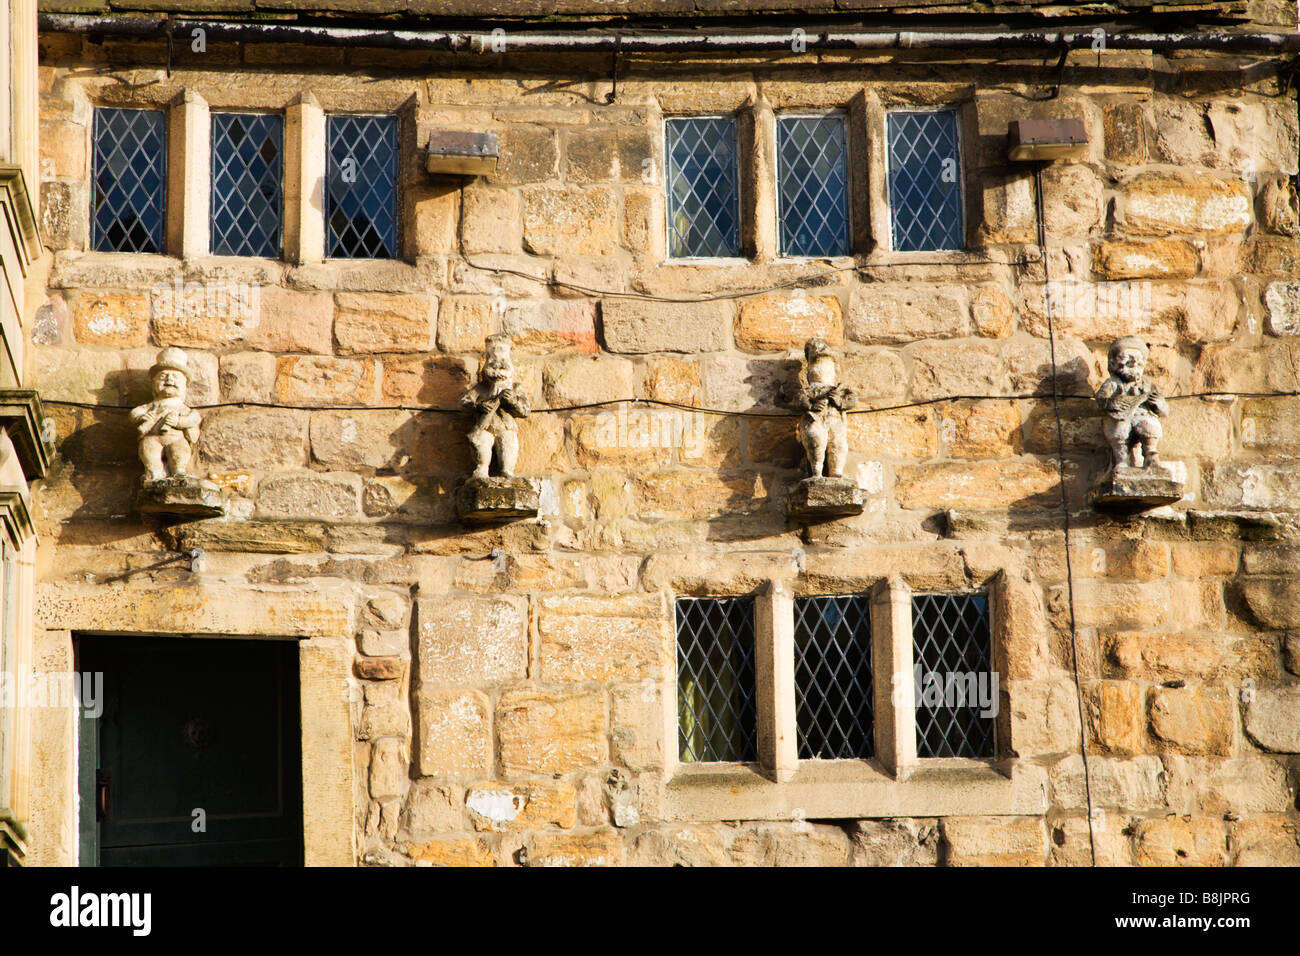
[461,333,531,478]
[1095,336,1168,469]
[456,334,539,522]
[1090,336,1184,510]
[790,338,856,479]
[784,338,865,519]
[131,347,202,481]
[130,347,224,518]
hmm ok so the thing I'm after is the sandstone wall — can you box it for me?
[26,34,1300,866]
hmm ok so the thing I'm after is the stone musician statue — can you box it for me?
[1095,336,1169,470]
[130,347,202,482]
[461,333,531,479]
[789,338,857,479]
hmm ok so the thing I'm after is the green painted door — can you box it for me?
[78,635,303,866]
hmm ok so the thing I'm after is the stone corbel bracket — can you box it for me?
[0,389,50,481]
[455,475,541,524]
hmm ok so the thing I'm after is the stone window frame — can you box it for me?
[79,87,417,267]
[661,111,751,264]
[864,95,981,262]
[769,107,857,262]
[663,574,1029,823]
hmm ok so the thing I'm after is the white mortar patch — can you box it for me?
[466,788,525,823]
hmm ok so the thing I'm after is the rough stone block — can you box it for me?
[256,472,361,520]
[734,294,842,352]
[465,779,576,832]
[417,595,528,686]
[274,356,377,406]
[334,293,435,354]
[525,829,624,867]
[847,285,969,344]
[1148,686,1234,755]
[455,476,540,522]
[417,689,491,777]
[1122,172,1252,237]
[538,593,666,682]
[602,299,730,354]
[73,292,150,347]
[497,688,607,776]
[785,476,866,520]
[521,185,618,256]
[248,288,333,354]
[1244,687,1300,753]
[136,476,225,519]
[1132,816,1226,866]
[941,816,1046,866]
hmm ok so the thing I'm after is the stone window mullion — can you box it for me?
[871,576,917,779]
[171,90,209,259]
[755,581,798,782]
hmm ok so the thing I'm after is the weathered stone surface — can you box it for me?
[729,824,853,867]
[334,293,435,354]
[542,355,635,406]
[248,288,333,353]
[461,187,521,255]
[639,358,701,405]
[199,408,309,470]
[504,299,598,354]
[1239,578,1300,629]
[404,837,494,867]
[1009,679,1081,756]
[786,476,866,519]
[274,356,377,406]
[417,596,528,686]
[629,825,731,867]
[436,296,495,353]
[1243,687,1300,753]
[405,780,464,834]
[526,829,624,867]
[1148,687,1234,756]
[895,460,1063,510]
[847,819,939,867]
[1088,681,1145,756]
[369,738,408,801]
[497,688,607,776]
[151,285,260,347]
[455,476,540,521]
[970,284,1015,338]
[538,593,666,682]
[1093,240,1198,279]
[417,689,491,777]
[381,355,472,408]
[909,342,1007,400]
[602,299,730,354]
[1231,816,1300,867]
[940,816,1046,866]
[1091,465,1185,509]
[521,186,619,256]
[940,401,1021,458]
[218,351,277,403]
[74,292,150,347]
[1102,631,1273,683]
[256,472,361,520]
[610,682,664,772]
[1122,173,1252,237]
[847,285,969,344]
[1132,816,1226,867]
[734,295,842,352]
[465,779,576,832]
[1264,280,1300,335]
[1048,755,1166,811]
[847,407,937,458]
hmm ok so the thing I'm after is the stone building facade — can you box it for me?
[22,0,1300,865]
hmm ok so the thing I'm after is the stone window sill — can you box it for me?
[665,757,1044,822]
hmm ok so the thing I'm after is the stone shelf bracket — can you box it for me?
[0,389,50,481]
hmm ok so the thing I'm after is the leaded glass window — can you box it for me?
[92,107,167,254]
[777,114,849,257]
[912,592,996,758]
[887,109,963,252]
[676,596,757,762]
[665,116,740,259]
[794,595,874,760]
[326,114,398,259]
[211,112,283,258]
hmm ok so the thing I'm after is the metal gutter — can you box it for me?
[36,13,1300,55]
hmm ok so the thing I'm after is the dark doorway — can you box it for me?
[77,635,303,866]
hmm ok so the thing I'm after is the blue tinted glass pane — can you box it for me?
[778,115,849,257]
[888,110,963,252]
[912,592,995,758]
[666,117,740,258]
[211,112,283,257]
[326,114,398,259]
[92,108,167,253]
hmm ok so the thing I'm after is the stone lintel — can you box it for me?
[786,476,866,520]
[456,475,540,523]
[0,389,50,480]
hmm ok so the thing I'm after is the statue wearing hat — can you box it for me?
[131,347,202,482]
[130,348,224,518]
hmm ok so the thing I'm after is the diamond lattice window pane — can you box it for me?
[887,110,963,252]
[912,592,995,758]
[794,595,874,760]
[676,597,757,762]
[326,114,398,259]
[777,115,849,257]
[665,117,740,258]
[92,107,167,254]
[211,112,284,258]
